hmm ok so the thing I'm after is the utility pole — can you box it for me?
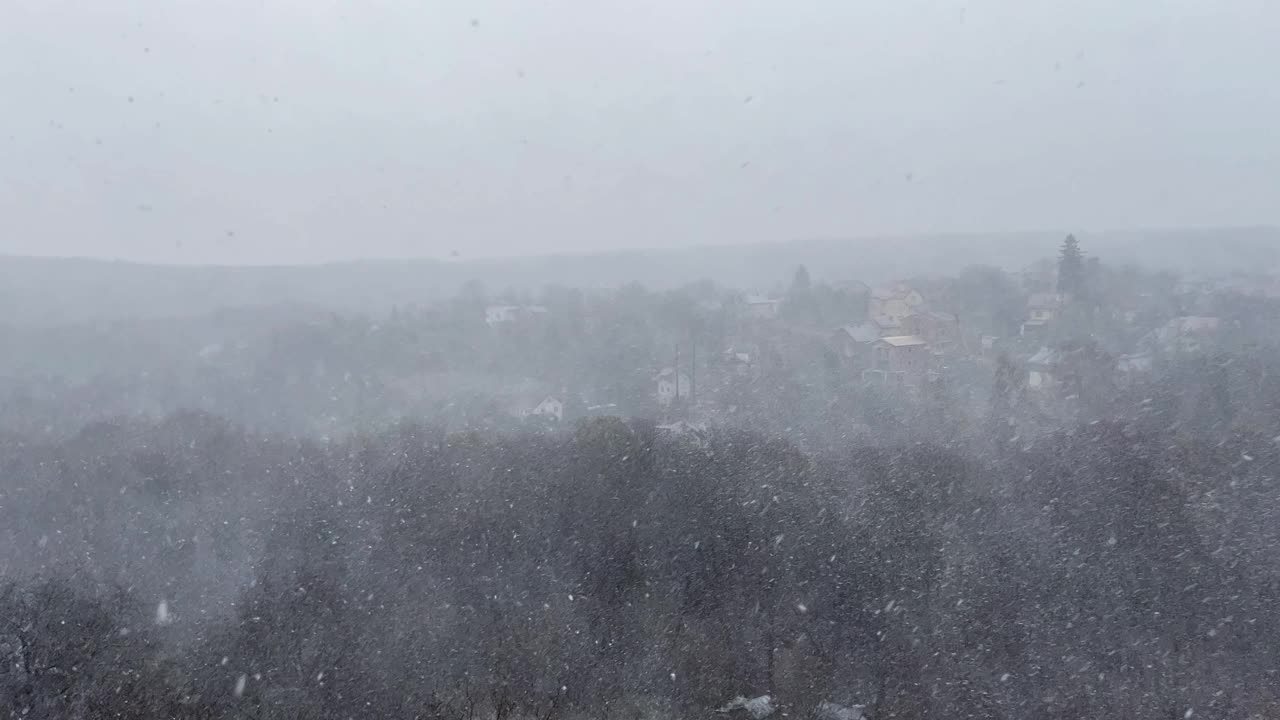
[674,342,681,402]
[689,338,697,408]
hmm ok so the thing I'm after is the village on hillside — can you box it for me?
[5,236,1280,447]
[471,236,1280,442]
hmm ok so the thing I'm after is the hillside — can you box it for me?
[3,227,1276,324]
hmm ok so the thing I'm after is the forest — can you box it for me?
[3,402,1280,718]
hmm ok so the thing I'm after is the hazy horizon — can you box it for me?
[3,0,1278,265]
[5,224,1279,270]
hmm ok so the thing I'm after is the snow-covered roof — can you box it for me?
[816,702,866,720]
[835,323,879,343]
[871,283,918,300]
[870,314,901,330]
[1027,346,1062,366]
[1027,292,1062,310]
[1173,316,1220,333]
[1154,316,1221,343]
[658,420,709,434]
[878,335,928,347]
[717,695,776,720]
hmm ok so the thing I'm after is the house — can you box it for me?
[1026,293,1063,322]
[830,322,880,360]
[656,368,692,405]
[869,283,925,324]
[816,702,866,720]
[1117,351,1154,379]
[901,311,960,349]
[862,335,930,386]
[523,396,564,422]
[1149,316,1221,354]
[1021,293,1063,336]
[485,304,549,327]
[584,402,620,417]
[657,420,712,448]
[744,295,782,320]
[1026,346,1063,391]
[485,305,522,326]
[717,696,776,720]
[722,348,755,377]
[870,313,903,336]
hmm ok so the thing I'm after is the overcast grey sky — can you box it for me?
[1,0,1277,264]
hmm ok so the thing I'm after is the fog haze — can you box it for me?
[3,0,1278,264]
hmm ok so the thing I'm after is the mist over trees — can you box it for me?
[5,236,1280,718]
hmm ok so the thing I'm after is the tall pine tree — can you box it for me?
[783,264,816,324]
[1057,234,1085,299]
[791,264,812,293]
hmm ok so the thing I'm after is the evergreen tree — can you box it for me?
[783,265,817,324]
[791,264,812,294]
[1057,234,1085,298]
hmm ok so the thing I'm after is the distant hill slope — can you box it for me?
[3,227,1276,324]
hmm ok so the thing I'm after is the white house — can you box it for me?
[656,368,692,405]
[657,420,712,448]
[869,284,925,324]
[1150,316,1221,354]
[1021,293,1063,336]
[1117,351,1154,378]
[869,313,903,336]
[744,295,782,320]
[485,305,522,326]
[723,348,754,377]
[486,304,549,327]
[523,396,564,422]
[1027,346,1063,390]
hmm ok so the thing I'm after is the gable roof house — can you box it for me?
[721,347,757,379]
[1021,293,1063,337]
[901,310,960,350]
[486,304,549,327]
[830,322,881,360]
[1026,346,1064,391]
[862,335,930,387]
[1117,351,1155,382]
[656,368,692,406]
[485,305,522,326]
[744,294,782,320]
[657,420,712,449]
[523,395,565,422]
[869,283,926,324]
[1147,316,1222,354]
